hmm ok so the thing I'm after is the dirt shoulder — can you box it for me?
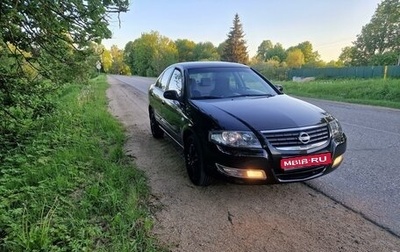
[106,76,400,252]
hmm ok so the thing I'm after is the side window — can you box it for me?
[167,69,183,96]
[158,67,174,90]
[239,71,275,93]
[227,73,238,90]
[241,71,264,90]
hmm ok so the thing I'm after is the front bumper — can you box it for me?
[204,134,347,184]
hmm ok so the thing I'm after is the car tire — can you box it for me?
[184,134,212,186]
[149,110,164,139]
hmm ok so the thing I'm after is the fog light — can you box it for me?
[332,155,343,168]
[246,170,267,179]
[216,164,267,180]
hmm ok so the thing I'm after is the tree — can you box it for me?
[101,48,113,73]
[325,60,343,68]
[338,46,356,66]
[86,42,112,73]
[153,36,178,75]
[255,40,287,63]
[287,41,320,67]
[124,31,178,77]
[351,0,400,65]
[297,41,320,65]
[0,0,128,151]
[0,0,129,81]
[124,32,157,76]
[256,40,273,61]
[370,51,400,65]
[286,49,305,68]
[221,13,249,64]
[193,42,220,61]
[266,43,287,63]
[217,41,227,57]
[110,45,130,75]
[175,39,196,62]
[123,41,136,73]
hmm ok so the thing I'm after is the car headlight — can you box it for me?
[328,119,343,140]
[209,131,262,148]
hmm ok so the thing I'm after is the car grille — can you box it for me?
[275,166,326,182]
[262,124,329,151]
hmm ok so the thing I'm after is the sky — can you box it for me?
[103,0,382,62]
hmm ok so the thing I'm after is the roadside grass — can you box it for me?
[0,75,163,251]
[280,78,400,109]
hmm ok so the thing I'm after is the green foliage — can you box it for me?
[102,47,114,73]
[217,41,227,56]
[0,0,128,81]
[349,0,400,66]
[369,51,400,66]
[0,0,129,161]
[153,36,179,75]
[251,61,289,81]
[175,39,197,62]
[193,42,220,61]
[0,76,162,251]
[0,0,128,50]
[255,40,321,68]
[256,40,273,60]
[325,60,344,68]
[221,13,249,64]
[256,40,287,63]
[124,31,178,77]
[122,32,222,75]
[266,43,287,63]
[0,44,57,154]
[286,49,305,68]
[282,79,400,109]
[110,45,131,75]
[287,41,321,67]
[338,46,356,66]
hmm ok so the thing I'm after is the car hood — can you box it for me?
[191,94,328,131]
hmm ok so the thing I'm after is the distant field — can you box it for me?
[280,79,400,109]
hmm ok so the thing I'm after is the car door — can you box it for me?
[149,66,174,131]
[162,68,186,145]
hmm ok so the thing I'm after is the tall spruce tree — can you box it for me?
[221,14,249,64]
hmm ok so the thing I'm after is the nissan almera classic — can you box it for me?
[148,61,347,186]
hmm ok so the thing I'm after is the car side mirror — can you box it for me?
[164,90,181,101]
[274,84,284,93]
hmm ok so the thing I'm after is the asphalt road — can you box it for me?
[304,98,400,237]
[109,74,400,237]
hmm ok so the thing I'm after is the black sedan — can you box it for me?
[148,61,347,186]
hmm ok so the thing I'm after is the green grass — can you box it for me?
[280,78,400,109]
[0,75,163,251]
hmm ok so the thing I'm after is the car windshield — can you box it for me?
[187,67,278,99]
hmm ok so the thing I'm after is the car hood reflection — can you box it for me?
[192,95,327,131]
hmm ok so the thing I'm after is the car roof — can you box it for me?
[172,61,249,69]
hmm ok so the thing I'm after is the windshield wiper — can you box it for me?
[228,94,275,98]
[192,96,222,100]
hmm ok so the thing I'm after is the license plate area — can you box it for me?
[280,153,332,171]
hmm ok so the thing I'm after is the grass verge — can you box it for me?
[0,75,163,251]
[280,78,400,109]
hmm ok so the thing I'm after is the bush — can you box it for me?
[251,61,289,81]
